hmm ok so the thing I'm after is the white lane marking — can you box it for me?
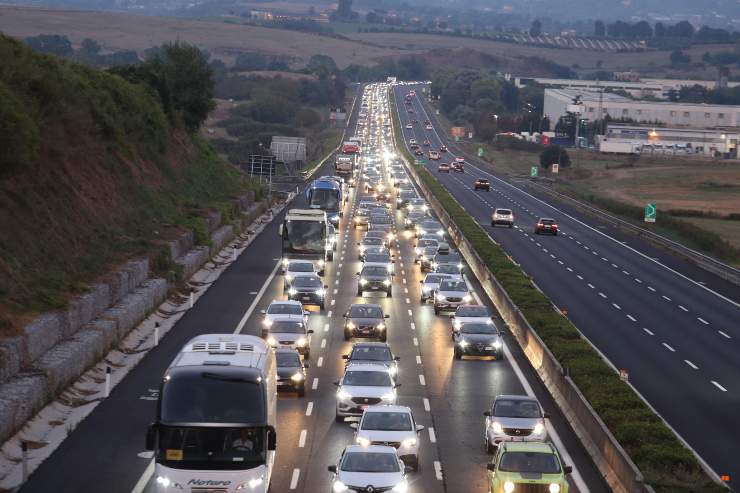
[328,310,333,318]
[627,315,637,322]
[306,402,314,416]
[576,275,584,280]
[612,303,621,310]
[434,461,443,480]
[662,295,672,302]
[557,260,564,265]
[130,459,155,493]
[598,292,607,299]
[235,260,281,334]
[587,283,595,289]
[712,381,727,392]
[423,397,430,412]
[408,309,413,316]
[662,343,676,352]
[419,374,426,386]
[312,378,319,390]
[566,267,573,272]
[416,355,422,365]
[317,356,324,367]
[643,328,655,336]
[718,330,731,339]
[321,339,327,348]
[698,317,709,325]
[685,360,699,370]
[601,257,608,262]
[611,263,619,268]
[324,323,330,332]
[428,427,437,443]
[413,337,419,346]
[290,468,300,489]
[678,305,688,312]
[404,287,409,294]
[402,278,407,284]
[333,288,338,295]
[635,278,642,283]
[622,270,630,275]
[298,429,307,448]
[410,322,416,330]
[647,286,656,292]
[331,299,336,306]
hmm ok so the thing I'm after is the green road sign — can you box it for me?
[420,159,429,166]
[477,147,484,157]
[644,203,656,223]
[530,166,539,178]
[455,135,461,142]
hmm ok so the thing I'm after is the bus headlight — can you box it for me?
[549,484,561,493]
[156,477,171,488]
[236,477,264,490]
[504,482,515,493]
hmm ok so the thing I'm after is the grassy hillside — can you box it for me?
[0,33,257,334]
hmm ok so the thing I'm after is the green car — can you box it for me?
[486,441,571,493]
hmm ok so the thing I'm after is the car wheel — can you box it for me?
[386,289,392,298]
[320,302,325,310]
[335,412,344,423]
[497,350,504,361]
[381,335,387,342]
[298,385,306,397]
[451,331,455,341]
[554,231,558,236]
[328,252,334,261]
[509,224,513,229]
[304,349,310,359]
[490,222,495,227]
[486,438,496,454]
[454,348,462,360]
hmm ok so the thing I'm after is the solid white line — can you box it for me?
[711,381,727,392]
[698,317,709,325]
[306,402,314,416]
[423,397,430,412]
[298,429,307,448]
[662,343,676,352]
[428,427,436,443]
[419,374,426,386]
[290,468,300,489]
[433,461,443,480]
[684,360,699,370]
[312,378,319,390]
[643,328,655,336]
[130,459,155,493]
[235,260,281,334]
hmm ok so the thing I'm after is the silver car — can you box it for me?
[420,273,452,303]
[434,278,472,314]
[483,395,549,453]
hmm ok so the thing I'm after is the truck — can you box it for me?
[280,208,332,269]
[306,179,343,227]
[335,155,355,177]
[146,334,277,493]
[599,141,642,155]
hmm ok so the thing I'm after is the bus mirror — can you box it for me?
[267,426,277,451]
[145,423,157,451]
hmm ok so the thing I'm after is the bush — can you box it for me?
[540,145,571,169]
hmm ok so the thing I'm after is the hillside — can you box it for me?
[0,33,255,333]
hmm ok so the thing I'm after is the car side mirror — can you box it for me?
[483,411,491,417]
[543,413,551,419]
[145,423,157,450]
[328,465,337,474]
[394,356,400,361]
[342,354,349,360]
[419,280,423,284]
[324,285,329,289]
[267,426,277,451]
[385,314,390,318]
[304,362,310,369]
[307,330,314,334]
[564,465,573,474]
[415,424,425,432]
[487,463,496,472]
[333,381,340,386]
[394,384,401,389]
[349,423,359,429]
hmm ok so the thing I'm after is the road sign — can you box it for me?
[644,203,656,223]
[477,147,484,157]
[530,166,538,178]
[420,159,429,166]
[552,163,559,173]
[455,136,460,142]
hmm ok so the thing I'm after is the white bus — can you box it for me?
[146,334,277,493]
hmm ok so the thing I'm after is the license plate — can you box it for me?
[485,346,493,351]
[545,225,551,228]
[371,286,379,290]
[302,296,311,301]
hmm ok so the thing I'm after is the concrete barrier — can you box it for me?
[395,121,653,492]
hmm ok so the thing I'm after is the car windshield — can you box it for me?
[343,370,392,387]
[496,209,512,215]
[365,254,390,264]
[275,352,302,367]
[361,412,412,431]
[540,219,555,224]
[362,238,384,246]
[370,216,391,224]
[436,253,461,263]
[461,323,497,334]
[270,321,305,333]
[422,222,441,230]
[425,275,448,284]
[288,263,314,272]
[362,266,388,277]
[440,280,466,291]
[267,303,302,315]
[494,399,542,419]
[350,346,391,361]
[456,306,489,317]
[424,247,438,255]
[341,452,400,473]
[418,240,439,248]
[499,452,561,474]
[349,306,383,318]
[292,277,321,288]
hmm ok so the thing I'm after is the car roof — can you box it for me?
[456,304,487,311]
[288,259,314,265]
[343,444,398,454]
[349,303,383,309]
[499,441,557,454]
[363,404,412,414]
[269,300,302,306]
[352,341,391,348]
[274,347,302,355]
[345,362,393,372]
[539,217,556,221]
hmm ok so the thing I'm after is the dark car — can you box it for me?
[453,322,503,360]
[534,217,558,235]
[343,304,390,341]
[419,246,439,272]
[287,275,327,310]
[357,265,393,297]
[414,149,424,156]
[474,178,491,191]
[275,348,309,396]
[342,342,399,377]
[439,145,448,152]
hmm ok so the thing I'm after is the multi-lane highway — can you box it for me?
[394,83,740,487]
[18,83,611,493]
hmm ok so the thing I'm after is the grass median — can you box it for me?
[389,88,724,492]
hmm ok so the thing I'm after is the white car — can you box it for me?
[451,304,494,337]
[265,320,314,358]
[351,405,424,470]
[405,123,413,129]
[405,199,428,214]
[261,300,308,337]
[491,208,514,228]
[363,251,395,274]
[284,259,320,291]
[328,445,409,493]
[282,256,325,276]
[420,273,453,303]
[335,363,399,421]
[434,278,472,315]
[484,395,548,453]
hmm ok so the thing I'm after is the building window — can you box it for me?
[670,111,676,116]
[588,107,594,113]
[684,112,690,117]
[718,113,725,119]
[704,112,711,118]
[622,109,629,115]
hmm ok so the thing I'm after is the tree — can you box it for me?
[81,38,101,55]
[670,49,691,66]
[654,22,666,38]
[540,145,571,169]
[331,0,357,21]
[366,11,379,23]
[632,21,653,39]
[306,54,338,77]
[530,19,542,37]
[670,21,695,38]
[594,20,605,37]
[24,34,73,57]
[500,81,520,112]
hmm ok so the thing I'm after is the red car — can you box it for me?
[534,218,558,235]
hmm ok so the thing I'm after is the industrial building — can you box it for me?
[543,88,740,129]
[601,124,738,157]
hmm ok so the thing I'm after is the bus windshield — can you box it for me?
[283,220,326,253]
[156,426,267,470]
[309,189,339,212]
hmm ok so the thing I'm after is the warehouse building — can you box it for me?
[544,88,740,129]
[601,124,738,157]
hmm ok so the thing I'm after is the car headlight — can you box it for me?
[381,392,396,401]
[295,337,307,347]
[337,389,352,400]
[354,217,360,223]
[415,248,421,255]
[533,423,545,435]
[333,480,348,493]
[281,258,289,267]
[386,265,393,273]
[318,260,325,267]
[392,480,409,493]
[504,482,515,493]
[382,279,391,286]
[262,319,273,327]
[156,476,172,488]
[235,477,264,490]
[462,295,472,303]
[356,436,371,447]
[493,340,502,349]
[431,262,438,269]
[360,278,368,285]
[458,339,469,348]
[457,263,464,269]
[436,294,446,301]
[422,286,431,292]
[437,229,445,236]
[266,336,277,346]
[359,246,366,253]
[401,438,417,448]
[285,274,293,282]
[347,321,356,329]
[291,372,304,382]
[549,484,561,493]
[315,289,325,296]
[387,232,395,240]
[492,421,503,434]
[288,288,297,296]
[376,323,386,331]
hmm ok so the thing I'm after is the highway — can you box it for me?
[18,83,609,493]
[394,83,740,487]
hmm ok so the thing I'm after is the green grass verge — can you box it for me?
[389,89,723,492]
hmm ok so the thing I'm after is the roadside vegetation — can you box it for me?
[0,35,261,334]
